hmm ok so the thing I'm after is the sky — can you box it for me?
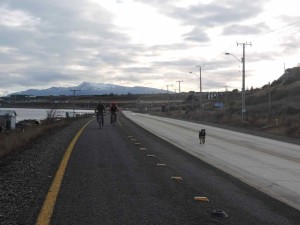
[0,0,300,96]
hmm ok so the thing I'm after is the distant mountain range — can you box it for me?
[10,82,169,96]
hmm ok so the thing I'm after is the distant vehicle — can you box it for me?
[16,119,41,130]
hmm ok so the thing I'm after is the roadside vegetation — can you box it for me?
[148,67,300,139]
[151,109,300,139]
[0,110,92,159]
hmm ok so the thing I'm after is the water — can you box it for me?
[0,108,94,122]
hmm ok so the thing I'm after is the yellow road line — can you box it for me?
[35,119,93,225]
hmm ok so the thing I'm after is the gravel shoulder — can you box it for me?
[0,117,92,225]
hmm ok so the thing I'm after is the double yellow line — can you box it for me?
[35,120,93,225]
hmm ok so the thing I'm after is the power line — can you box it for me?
[255,20,300,39]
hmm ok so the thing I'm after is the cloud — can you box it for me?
[0,0,298,95]
[222,23,270,35]
[136,0,268,27]
[0,0,139,91]
[0,6,40,28]
[1,69,76,88]
[183,27,210,43]
[280,35,300,55]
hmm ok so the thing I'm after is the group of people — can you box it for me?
[95,100,119,125]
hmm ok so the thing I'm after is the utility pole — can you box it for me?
[224,85,228,106]
[176,80,183,111]
[176,81,183,93]
[237,42,251,121]
[70,89,81,96]
[196,65,204,111]
[70,89,81,116]
[165,85,171,94]
[268,82,271,116]
[165,85,173,112]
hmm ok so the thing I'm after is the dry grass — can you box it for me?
[0,119,70,159]
[150,109,300,138]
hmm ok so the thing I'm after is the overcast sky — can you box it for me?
[0,0,299,96]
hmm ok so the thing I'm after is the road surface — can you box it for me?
[35,113,300,225]
[122,111,300,211]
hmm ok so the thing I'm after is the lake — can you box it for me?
[1,108,94,122]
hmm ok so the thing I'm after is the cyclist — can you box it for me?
[109,102,119,124]
[95,100,106,125]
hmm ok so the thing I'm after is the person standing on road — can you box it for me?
[109,102,119,124]
[95,100,106,124]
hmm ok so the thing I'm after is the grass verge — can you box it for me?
[0,117,90,159]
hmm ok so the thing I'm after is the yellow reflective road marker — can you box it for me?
[35,119,93,225]
[194,196,209,202]
[156,163,167,166]
[171,176,183,181]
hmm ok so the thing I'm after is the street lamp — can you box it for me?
[225,42,251,121]
[165,84,173,111]
[70,89,81,117]
[225,53,242,63]
[225,52,245,120]
[176,80,183,93]
[165,84,173,94]
[190,65,204,111]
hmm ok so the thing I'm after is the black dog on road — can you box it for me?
[199,129,206,144]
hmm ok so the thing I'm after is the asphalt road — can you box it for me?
[122,111,300,211]
[46,113,299,225]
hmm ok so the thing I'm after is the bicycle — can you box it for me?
[97,113,104,129]
[111,112,116,127]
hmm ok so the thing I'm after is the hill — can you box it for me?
[246,67,300,114]
[10,82,168,96]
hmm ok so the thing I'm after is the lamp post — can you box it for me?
[225,51,246,120]
[225,42,252,120]
[165,84,173,94]
[225,42,251,120]
[176,80,183,93]
[70,89,81,116]
[190,65,204,111]
[165,84,173,111]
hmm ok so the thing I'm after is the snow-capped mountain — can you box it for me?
[11,82,168,96]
